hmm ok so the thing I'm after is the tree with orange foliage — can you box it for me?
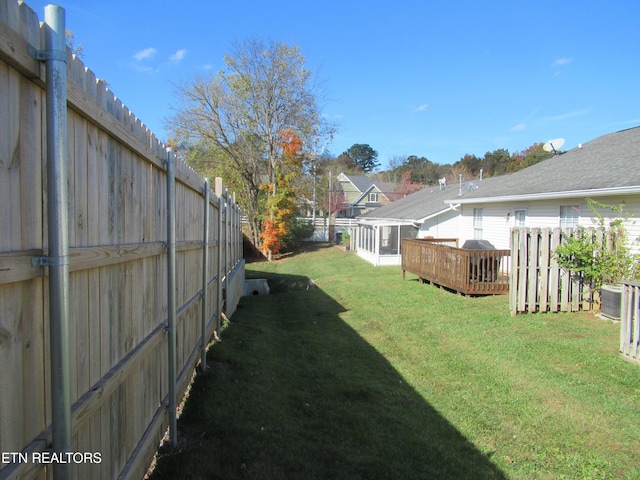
[260,171,299,257]
[280,128,303,161]
[260,130,304,258]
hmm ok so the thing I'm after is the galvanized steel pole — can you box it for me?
[200,179,210,372]
[166,148,178,445]
[44,5,72,480]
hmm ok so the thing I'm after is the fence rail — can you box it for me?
[0,2,243,479]
[401,239,510,295]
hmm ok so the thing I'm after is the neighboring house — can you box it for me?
[336,172,394,217]
[354,126,640,266]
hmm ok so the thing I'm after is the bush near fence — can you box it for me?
[509,227,611,315]
[0,1,243,479]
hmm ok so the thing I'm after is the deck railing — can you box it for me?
[402,239,511,295]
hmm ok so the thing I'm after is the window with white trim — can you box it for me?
[473,208,483,240]
[514,209,526,227]
[560,205,580,229]
[369,192,378,202]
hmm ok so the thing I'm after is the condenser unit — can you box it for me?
[600,285,622,320]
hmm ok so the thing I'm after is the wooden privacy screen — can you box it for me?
[0,1,243,478]
[509,227,606,315]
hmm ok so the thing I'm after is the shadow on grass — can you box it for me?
[150,271,507,480]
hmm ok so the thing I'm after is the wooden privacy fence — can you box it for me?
[509,227,603,315]
[401,239,510,295]
[0,2,243,479]
[620,281,640,365]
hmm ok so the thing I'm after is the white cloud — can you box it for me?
[415,104,429,112]
[169,49,188,62]
[510,123,526,131]
[552,57,573,67]
[133,47,157,61]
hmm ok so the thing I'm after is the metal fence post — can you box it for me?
[200,179,210,372]
[166,148,178,445]
[43,5,72,479]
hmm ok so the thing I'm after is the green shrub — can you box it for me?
[281,217,315,251]
[554,199,640,289]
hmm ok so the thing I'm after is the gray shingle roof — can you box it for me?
[454,126,640,201]
[358,185,459,221]
[345,175,376,192]
[342,174,395,198]
[359,126,640,221]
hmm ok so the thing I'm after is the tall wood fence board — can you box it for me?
[0,1,244,479]
[509,227,604,315]
[620,281,640,365]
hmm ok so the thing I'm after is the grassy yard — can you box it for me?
[150,243,640,480]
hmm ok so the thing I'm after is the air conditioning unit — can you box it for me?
[600,285,622,320]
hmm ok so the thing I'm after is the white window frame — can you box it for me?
[560,205,580,229]
[473,208,483,240]
[369,192,378,202]
[514,209,527,228]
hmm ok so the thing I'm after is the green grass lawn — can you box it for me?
[150,243,640,480]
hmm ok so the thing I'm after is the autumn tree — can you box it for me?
[482,148,511,176]
[168,38,333,246]
[507,142,555,172]
[259,171,299,257]
[393,169,424,198]
[456,154,483,177]
[259,129,305,258]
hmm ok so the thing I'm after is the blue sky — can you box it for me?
[24,0,640,169]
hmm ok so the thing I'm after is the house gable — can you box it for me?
[337,173,394,216]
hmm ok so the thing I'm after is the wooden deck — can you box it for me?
[402,239,511,295]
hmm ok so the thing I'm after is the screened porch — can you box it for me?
[353,220,418,266]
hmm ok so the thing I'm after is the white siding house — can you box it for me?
[354,126,640,266]
[448,126,640,255]
[454,197,640,252]
[417,206,460,239]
